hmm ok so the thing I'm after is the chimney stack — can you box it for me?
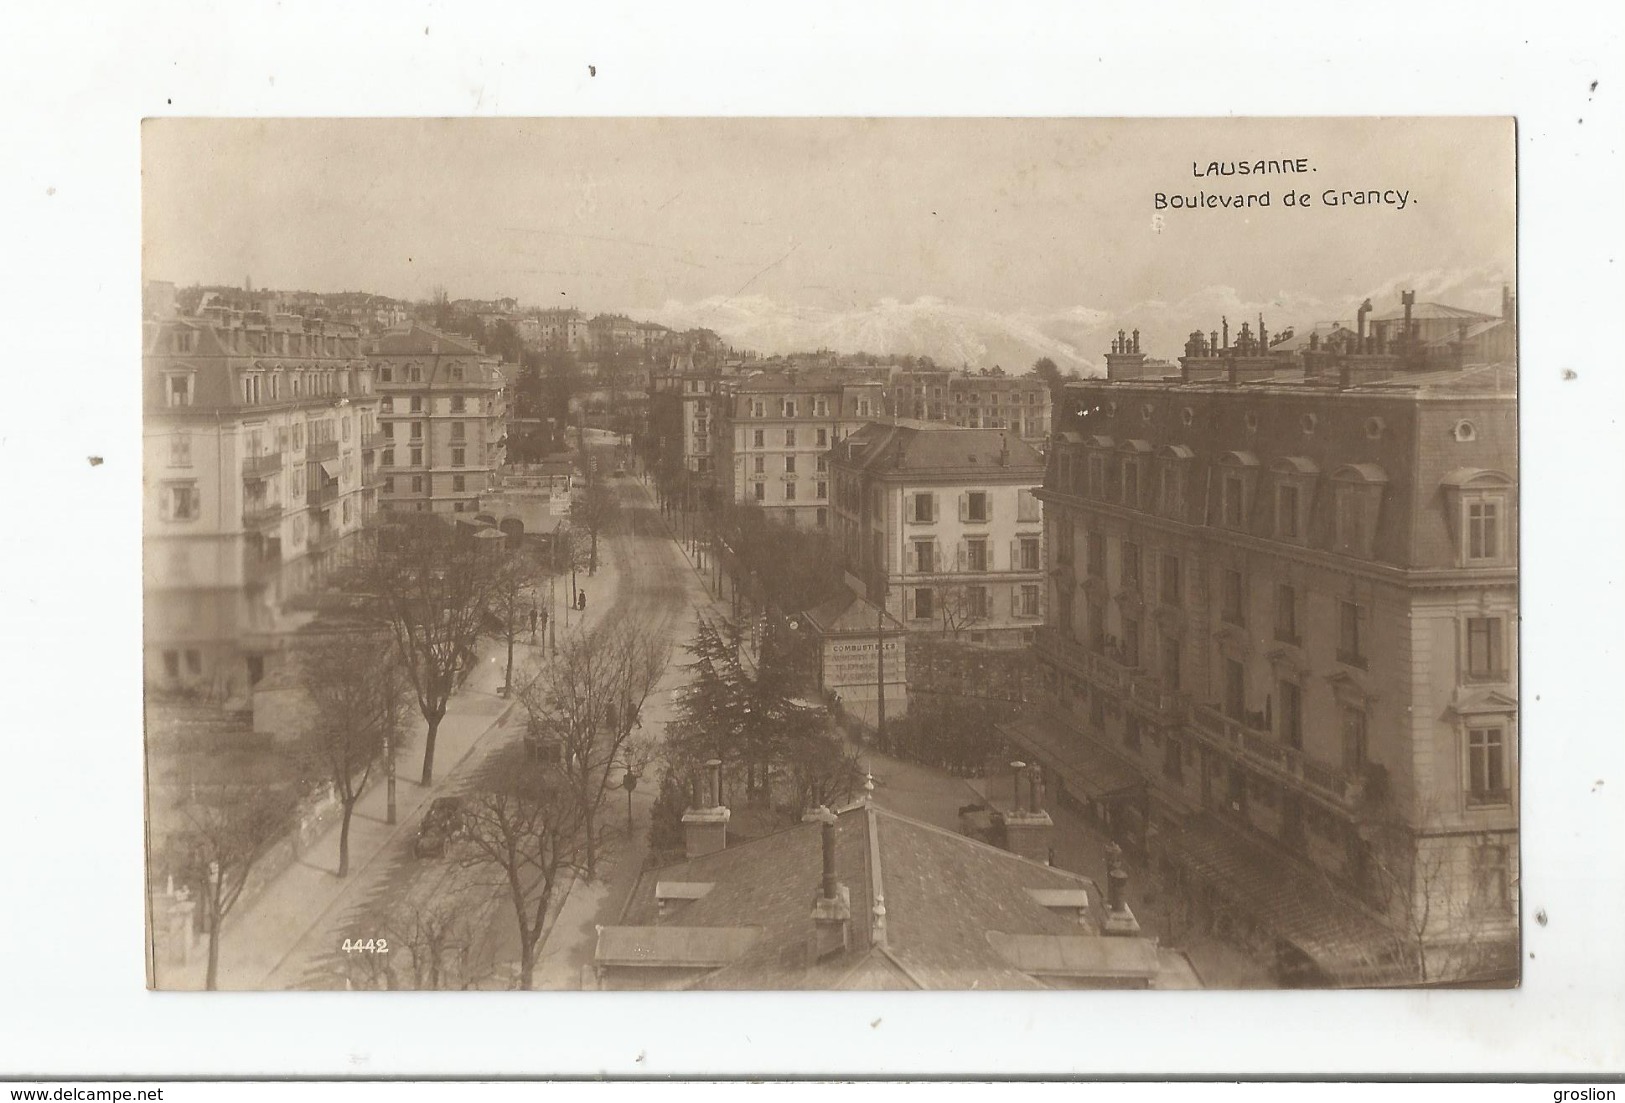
[809,806,852,960]
[681,758,729,859]
[820,808,839,901]
[1100,842,1143,936]
[1001,762,1054,864]
[1401,290,1416,349]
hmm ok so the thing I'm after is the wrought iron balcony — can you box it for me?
[310,439,340,462]
[306,482,340,507]
[1188,704,1364,807]
[242,452,283,478]
[242,502,283,528]
[1033,627,1186,721]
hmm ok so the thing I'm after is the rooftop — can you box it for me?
[1368,301,1499,324]
[834,422,1046,476]
[600,803,1181,990]
[367,322,489,359]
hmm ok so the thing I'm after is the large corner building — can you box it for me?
[1015,297,1518,985]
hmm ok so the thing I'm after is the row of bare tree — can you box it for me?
[158,484,625,989]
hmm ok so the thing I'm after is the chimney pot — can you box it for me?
[818,806,839,901]
[682,760,730,859]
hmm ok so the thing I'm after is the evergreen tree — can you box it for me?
[665,615,749,776]
[647,770,688,857]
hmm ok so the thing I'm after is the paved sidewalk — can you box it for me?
[158,512,636,990]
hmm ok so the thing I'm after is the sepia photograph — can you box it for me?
[140,116,1518,994]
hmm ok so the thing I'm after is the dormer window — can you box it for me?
[1442,468,1514,567]
[1216,451,1260,530]
[1268,456,1317,544]
[1330,464,1388,559]
[1157,445,1193,519]
[1468,501,1502,560]
[1120,440,1151,508]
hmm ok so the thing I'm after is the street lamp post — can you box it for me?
[622,766,640,837]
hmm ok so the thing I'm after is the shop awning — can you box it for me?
[997,715,1144,803]
[1156,815,1413,987]
[317,460,339,481]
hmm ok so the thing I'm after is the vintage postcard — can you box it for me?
[141,117,1517,992]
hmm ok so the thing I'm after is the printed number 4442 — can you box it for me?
[342,938,389,954]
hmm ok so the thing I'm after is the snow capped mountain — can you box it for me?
[631,267,1509,375]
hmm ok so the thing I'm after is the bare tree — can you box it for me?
[486,551,545,697]
[297,627,411,877]
[935,582,988,639]
[569,465,617,575]
[326,874,500,991]
[1357,795,1516,985]
[168,786,298,990]
[783,725,863,815]
[352,517,504,785]
[518,622,670,878]
[457,748,586,990]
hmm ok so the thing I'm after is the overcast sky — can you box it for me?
[144,117,1514,370]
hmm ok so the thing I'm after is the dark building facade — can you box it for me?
[1015,297,1518,985]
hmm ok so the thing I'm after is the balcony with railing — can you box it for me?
[1033,627,1186,720]
[310,439,340,462]
[306,482,340,507]
[359,430,382,451]
[242,501,283,529]
[362,465,384,488]
[242,451,284,478]
[1188,704,1363,808]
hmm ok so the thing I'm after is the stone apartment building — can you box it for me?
[143,301,383,698]
[717,368,886,529]
[893,368,1052,449]
[368,323,510,515]
[1013,298,1518,984]
[830,423,1047,648]
[647,357,724,485]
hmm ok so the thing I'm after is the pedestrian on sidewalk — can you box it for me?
[529,606,538,639]
[577,591,587,612]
